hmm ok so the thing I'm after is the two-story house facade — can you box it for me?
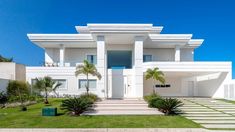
[26,24,232,99]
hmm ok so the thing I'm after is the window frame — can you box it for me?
[86,54,97,65]
[78,79,97,90]
[143,54,153,62]
[53,79,68,90]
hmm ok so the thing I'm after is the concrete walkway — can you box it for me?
[0,128,229,132]
[179,98,235,129]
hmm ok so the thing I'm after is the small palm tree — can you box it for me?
[145,67,165,94]
[75,60,101,94]
[33,76,62,104]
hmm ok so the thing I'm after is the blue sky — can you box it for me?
[0,0,235,77]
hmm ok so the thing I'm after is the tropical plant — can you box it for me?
[145,67,165,94]
[7,80,30,97]
[0,55,13,62]
[33,76,62,104]
[144,93,162,108]
[60,97,93,116]
[75,60,101,94]
[0,92,8,108]
[79,93,99,102]
[153,98,183,115]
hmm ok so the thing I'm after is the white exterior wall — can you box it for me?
[64,48,96,66]
[45,48,97,66]
[144,77,183,96]
[143,48,175,61]
[181,48,194,61]
[197,72,232,98]
[26,67,103,97]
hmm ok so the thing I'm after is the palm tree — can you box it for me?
[33,76,62,104]
[145,67,165,94]
[75,60,101,94]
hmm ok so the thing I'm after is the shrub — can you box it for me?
[0,92,8,108]
[154,98,183,115]
[60,97,93,116]
[8,94,43,103]
[144,93,162,108]
[79,93,99,102]
[7,80,30,97]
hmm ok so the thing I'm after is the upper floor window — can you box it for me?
[143,55,152,62]
[87,55,97,64]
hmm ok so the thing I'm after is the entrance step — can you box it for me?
[202,124,235,129]
[194,120,235,124]
[83,110,163,115]
[186,116,235,120]
[84,99,163,115]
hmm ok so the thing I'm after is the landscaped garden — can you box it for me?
[0,98,201,128]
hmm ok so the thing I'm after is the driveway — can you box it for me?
[179,98,235,129]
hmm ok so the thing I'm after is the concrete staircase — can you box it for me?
[83,99,163,115]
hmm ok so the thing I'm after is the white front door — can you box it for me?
[111,69,124,98]
[124,76,128,98]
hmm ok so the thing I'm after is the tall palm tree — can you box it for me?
[75,60,101,94]
[33,76,62,104]
[145,67,165,94]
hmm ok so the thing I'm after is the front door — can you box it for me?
[111,69,124,98]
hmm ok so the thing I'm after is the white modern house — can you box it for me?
[26,24,233,99]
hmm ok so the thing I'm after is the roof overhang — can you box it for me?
[76,24,163,34]
[27,34,96,48]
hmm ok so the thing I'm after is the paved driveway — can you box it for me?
[179,98,235,129]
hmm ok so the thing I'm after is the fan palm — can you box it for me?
[75,60,101,94]
[145,67,165,94]
[33,76,62,104]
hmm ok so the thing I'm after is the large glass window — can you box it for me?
[79,79,97,89]
[107,51,132,69]
[53,79,67,90]
[87,55,97,64]
[143,55,152,62]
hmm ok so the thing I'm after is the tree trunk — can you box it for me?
[152,79,155,94]
[44,88,49,104]
[86,73,89,95]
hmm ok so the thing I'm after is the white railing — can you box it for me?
[142,61,232,72]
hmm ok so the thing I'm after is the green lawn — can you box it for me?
[0,99,201,128]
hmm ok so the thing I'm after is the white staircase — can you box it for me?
[83,99,163,115]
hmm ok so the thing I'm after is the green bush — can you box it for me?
[154,98,183,115]
[8,94,43,103]
[60,96,93,116]
[79,93,99,102]
[7,80,30,97]
[0,92,8,108]
[144,93,162,108]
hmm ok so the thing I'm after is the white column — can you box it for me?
[133,36,144,98]
[59,44,65,67]
[175,45,181,62]
[97,36,106,98]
